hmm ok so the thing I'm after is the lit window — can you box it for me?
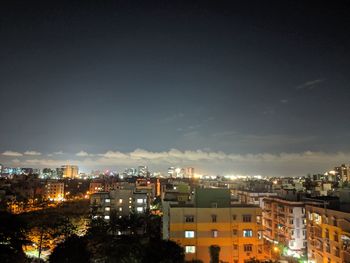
[212,230,218,238]
[243,230,253,237]
[105,199,110,203]
[137,198,144,204]
[104,215,110,220]
[128,206,132,209]
[185,231,195,238]
[105,207,110,211]
[185,246,195,253]
[119,207,122,211]
[136,207,143,212]
[119,199,123,203]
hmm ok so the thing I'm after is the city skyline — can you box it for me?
[1,1,350,176]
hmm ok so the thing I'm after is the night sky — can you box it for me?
[1,1,350,176]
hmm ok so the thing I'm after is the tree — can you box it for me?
[49,234,91,263]
[143,239,185,263]
[0,211,28,262]
[209,245,221,263]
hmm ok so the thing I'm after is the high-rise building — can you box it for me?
[61,165,79,179]
[138,166,148,177]
[164,188,266,263]
[335,164,350,183]
[185,167,195,178]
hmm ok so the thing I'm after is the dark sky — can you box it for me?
[1,1,350,175]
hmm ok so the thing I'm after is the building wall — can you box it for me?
[45,181,64,201]
[262,198,307,257]
[306,205,350,263]
[168,206,265,263]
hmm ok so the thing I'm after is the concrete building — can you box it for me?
[90,188,150,220]
[262,197,307,258]
[237,190,277,208]
[335,164,350,183]
[45,181,64,201]
[306,203,350,263]
[164,188,266,263]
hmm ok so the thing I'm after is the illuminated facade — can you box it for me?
[262,197,307,258]
[306,204,350,263]
[165,188,266,263]
[45,181,64,201]
[61,165,79,179]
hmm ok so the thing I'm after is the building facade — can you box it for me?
[262,197,307,258]
[306,204,350,263]
[165,188,266,263]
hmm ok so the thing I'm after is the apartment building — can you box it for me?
[45,181,64,201]
[237,190,277,208]
[90,188,150,220]
[165,188,266,263]
[262,197,307,258]
[306,204,350,263]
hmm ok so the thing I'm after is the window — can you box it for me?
[334,232,339,242]
[243,215,252,222]
[211,202,218,208]
[137,198,144,204]
[258,231,263,239]
[212,215,217,222]
[105,207,110,211]
[212,230,218,238]
[335,247,340,257]
[119,198,123,203]
[136,207,143,212]
[185,246,196,253]
[289,218,294,224]
[119,207,122,211]
[185,231,195,238]
[104,215,110,220]
[185,216,194,222]
[233,229,238,236]
[105,198,110,203]
[233,244,238,250]
[325,243,330,253]
[244,244,252,252]
[243,230,253,237]
[232,215,237,220]
[289,208,293,213]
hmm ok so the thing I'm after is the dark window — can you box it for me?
[243,215,252,222]
[212,215,217,222]
[244,244,253,252]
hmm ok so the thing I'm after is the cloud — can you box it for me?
[76,151,92,157]
[7,148,350,177]
[280,99,288,103]
[24,150,42,156]
[2,151,23,157]
[161,112,185,123]
[53,151,64,155]
[296,79,325,90]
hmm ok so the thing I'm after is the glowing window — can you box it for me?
[185,231,195,238]
[185,246,195,253]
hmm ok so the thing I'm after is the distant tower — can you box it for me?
[61,165,79,179]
